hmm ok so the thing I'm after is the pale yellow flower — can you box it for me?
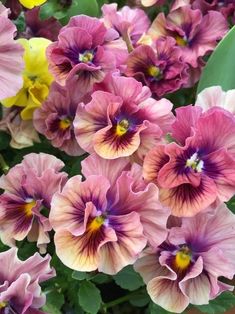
[2,38,53,120]
[19,0,47,9]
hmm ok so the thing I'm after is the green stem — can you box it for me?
[122,32,134,53]
[0,154,9,174]
[103,289,144,310]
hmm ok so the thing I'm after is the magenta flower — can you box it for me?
[143,106,235,217]
[126,37,189,98]
[0,6,24,100]
[49,153,170,274]
[102,3,150,46]
[147,6,228,67]
[135,204,235,313]
[0,153,67,253]
[22,7,62,41]
[0,248,55,314]
[34,80,88,156]
[74,74,174,161]
[46,15,118,90]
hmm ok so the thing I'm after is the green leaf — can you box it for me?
[42,304,61,314]
[78,281,102,314]
[148,302,174,314]
[91,273,111,284]
[129,291,150,307]
[226,196,235,214]
[39,0,59,20]
[195,292,235,314]
[45,290,65,310]
[72,271,94,281]
[113,265,144,291]
[197,26,235,93]
[60,0,99,25]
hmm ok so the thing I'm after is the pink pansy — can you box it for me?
[0,153,67,253]
[74,74,174,161]
[102,3,150,46]
[126,37,189,98]
[0,248,55,314]
[135,204,235,313]
[46,15,119,90]
[0,5,24,100]
[196,86,235,115]
[147,6,228,67]
[34,80,89,156]
[0,107,40,149]
[143,106,235,217]
[49,153,170,275]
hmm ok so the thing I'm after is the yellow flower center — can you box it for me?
[88,216,105,232]
[147,65,161,78]
[175,246,191,270]
[186,153,204,172]
[59,118,71,130]
[79,52,94,63]
[22,200,36,217]
[0,301,7,309]
[116,119,129,136]
[175,35,187,47]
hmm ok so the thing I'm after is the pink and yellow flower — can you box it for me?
[0,153,67,253]
[146,6,228,67]
[0,248,55,314]
[135,204,235,313]
[49,154,170,274]
[74,74,174,161]
[126,37,189,98]
[143,106,235,217]
[46,15,118,91]
[34,80,89,156]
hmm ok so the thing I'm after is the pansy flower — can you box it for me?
[0,153,67,253]
[74,74,174,161]
[46,15,118,90]
[34,80,89,156]
[146,6,228,67]
[135,204,235,313]
[0,248,55,314]
[102,3,150,47]
[143,106,235,217]
[1,38,53,120]
[126,37,189,97]
[49,153,170,274]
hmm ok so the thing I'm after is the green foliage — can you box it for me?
[226,196,235,214]
[0,131,11,151]
[78,281,102,314]
[40,0,99,25]
[195,292,235,314]
[113,265,145,291]
[148,302,175,314]
[42,290,64,314]
[197,26,235,93]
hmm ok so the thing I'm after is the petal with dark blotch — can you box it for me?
[93,124,145,159]
[98,212,147,274]
[54,226,117,272]
[158,142,201,188]
[143,145,169,184]
[159,176,217,217]
[147,277,189,313]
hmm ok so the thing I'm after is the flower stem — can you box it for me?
[0,154,9,174]
[102,289,144,310]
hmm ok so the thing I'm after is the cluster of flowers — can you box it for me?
[0,0,235,313]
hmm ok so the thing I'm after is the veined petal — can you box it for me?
[54,226,117,272]
[98,212,147,274]
[159,176,217,217]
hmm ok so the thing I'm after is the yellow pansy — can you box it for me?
[19,0,47,9]
[2,38,53,120]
